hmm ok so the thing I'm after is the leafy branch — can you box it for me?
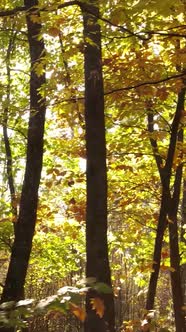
[0,6,25,17]
[50,72,186,106]
[105,72,186,95]
[0,282,111,328]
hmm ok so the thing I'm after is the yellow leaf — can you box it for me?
[160,264,176,272]
[70,303,86,322]
[169,266,176,272]
[160,264,168,271]
[110,8,125,25]
[34,62,45,77]
[30,14,41,24]
[90,297,105,318]
[56,18,65,25]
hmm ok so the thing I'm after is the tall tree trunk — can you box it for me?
[145,187,170,310]
[146,87,185,332]
[181,179,186,325]
[181,179,186,306]
[0,0,46,330]
[3,29,17,231]
[81,1,115,332]
[168,128,185,331]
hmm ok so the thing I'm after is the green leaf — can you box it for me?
[93,282,112,294]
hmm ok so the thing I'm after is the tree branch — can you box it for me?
[164,87,186,178]
[0,1,78,17]
[3,28,18,227]
[1,2,185,43]
[147,30,186,38]
[49,72,186,107]
[105,72,186,95]
[147,109,164,174]
[0,6,25,17]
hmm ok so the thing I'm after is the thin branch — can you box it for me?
[49,72,186,107]
[164,24,186,30]
[165,87,186,177]
[1,1,185,43]
[56,0,80,10]
[107,151,157,157]
[153,109,171,131]
[0,1,79,17]
[148,31,186,38]
[109,210,157,232]
[91,12,147,41]
[105,72,186,95]
[147,109,164,173]
[0,28,27,36]
[96,17,186,40]
[3,28,18,227]
[0,6,25,17]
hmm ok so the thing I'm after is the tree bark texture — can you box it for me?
[168,128,185,332]
[0,1,46,331]
[3,30,18,230]
[146,88,186,331]
[145,187,170,310]
[81,1,115,331]
[181,179,186,307]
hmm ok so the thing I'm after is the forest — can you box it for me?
[0,0,185,331]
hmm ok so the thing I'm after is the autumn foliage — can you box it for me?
[0,0,185,332]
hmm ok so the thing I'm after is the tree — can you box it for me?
[146,87,185,331]
[0,1,46,330]
[81,1,115,331]
[0,1,185,331]
[3,27,18,233]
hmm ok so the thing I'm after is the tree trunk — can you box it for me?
[146,88,185,330]
[81,1,115,331]
[3,29,17,231]
[181,179,186,306]
[146,187,170,310]
[0,0,46,330]
[168,128,185,331]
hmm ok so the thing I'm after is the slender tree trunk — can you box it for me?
[0,1,46,330]
[3,30,17,230]
[146,88,185,331]
[167,91,185,332]
[169,213,185,331]
[181,179,186,307]
[168,128,185,331]
[81,1,115,332]
[146,187,170,310]
[3,108,17,227]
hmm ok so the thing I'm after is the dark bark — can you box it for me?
[81,1,115,331]
[146,109,171,310]
[3,31,18,230]
[146,88,185,328]
[3,109,17,227]
[147,109,164,177]
[0,1,46,330]
[181,179,186,245]
[145,187,170,310]
[168,127,185,331]
[181,179,186,306]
